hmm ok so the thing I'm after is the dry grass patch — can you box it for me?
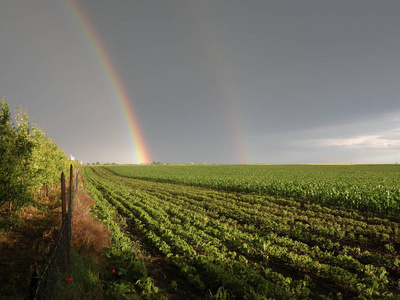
[72,194,111,256]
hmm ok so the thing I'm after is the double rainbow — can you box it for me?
[67,0,151,164]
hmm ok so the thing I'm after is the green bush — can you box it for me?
[0,98,72,231]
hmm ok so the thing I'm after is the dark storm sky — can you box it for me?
[1,0,400,164]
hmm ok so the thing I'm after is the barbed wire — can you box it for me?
[30,215,70,300]
[30,165,76,300]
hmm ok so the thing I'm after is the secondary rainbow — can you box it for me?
[189,2,249,164]
[66,0,151,164]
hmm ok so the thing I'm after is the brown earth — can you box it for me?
[0,177,111,300]
[0,192,62,299]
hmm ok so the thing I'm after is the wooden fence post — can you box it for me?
[75,167,78,192]
[69,164,73,216]
[67,165,73,271]
[61,172,66,222]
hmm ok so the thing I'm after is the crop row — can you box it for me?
[83,170,166,299]
[105,164,400,215]
[83,166,400,299]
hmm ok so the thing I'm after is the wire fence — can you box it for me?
[30,165,76,300]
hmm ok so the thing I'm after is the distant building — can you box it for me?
[70,154,75,161]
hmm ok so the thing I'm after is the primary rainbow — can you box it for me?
[67,0,151,164]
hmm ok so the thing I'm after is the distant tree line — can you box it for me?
[0,98,73,230]
[85,162,166,165]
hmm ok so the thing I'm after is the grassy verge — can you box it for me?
[55,247,105,299]
[54,193,110,299]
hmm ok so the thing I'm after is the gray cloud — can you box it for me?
[2,1,400,164]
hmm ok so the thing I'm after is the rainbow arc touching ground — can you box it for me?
[67,0,151,164]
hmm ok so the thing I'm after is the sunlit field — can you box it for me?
[83,164,400,299]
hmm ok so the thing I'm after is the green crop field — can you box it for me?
[82,164,400,299]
